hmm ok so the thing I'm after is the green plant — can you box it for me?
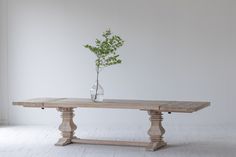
[84,29,124,100]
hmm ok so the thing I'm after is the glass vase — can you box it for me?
[90,80,104,102]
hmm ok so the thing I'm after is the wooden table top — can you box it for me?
[13,98,210,113]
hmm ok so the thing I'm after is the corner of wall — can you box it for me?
[0,0,9,125]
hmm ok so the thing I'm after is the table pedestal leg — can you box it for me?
[146,110,166,151]
[55,107,77,146]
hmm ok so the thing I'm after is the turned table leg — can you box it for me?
[146,110,166,151]
[55,107,77,146]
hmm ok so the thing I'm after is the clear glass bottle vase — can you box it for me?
[90,80,104,102]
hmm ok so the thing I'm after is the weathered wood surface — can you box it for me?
[55,108,77,146]
[71,138,149,147]
[12,97,210,151]
[13,98,210,113]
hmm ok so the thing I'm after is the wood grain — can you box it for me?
[146,111,166,151]
[12,97,210,151]
[55,107,77,146]
[13,98,210,113]
[71,138,149,147]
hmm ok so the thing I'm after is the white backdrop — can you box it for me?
[4,0,236,128]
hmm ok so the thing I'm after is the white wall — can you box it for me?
[0,0,8,124]
[7,0,236,128]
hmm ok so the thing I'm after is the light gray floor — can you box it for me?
[0,125,235,157]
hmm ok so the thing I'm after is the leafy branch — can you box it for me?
[84,29,124,68]
[84,30,124,101]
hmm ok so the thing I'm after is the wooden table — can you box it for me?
[13,98,210,151]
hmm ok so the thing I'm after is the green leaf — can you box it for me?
[84,29,124,68]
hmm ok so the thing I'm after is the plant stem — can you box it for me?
[94,66,99,100]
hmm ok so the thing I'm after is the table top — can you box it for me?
[13,98,210,113]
